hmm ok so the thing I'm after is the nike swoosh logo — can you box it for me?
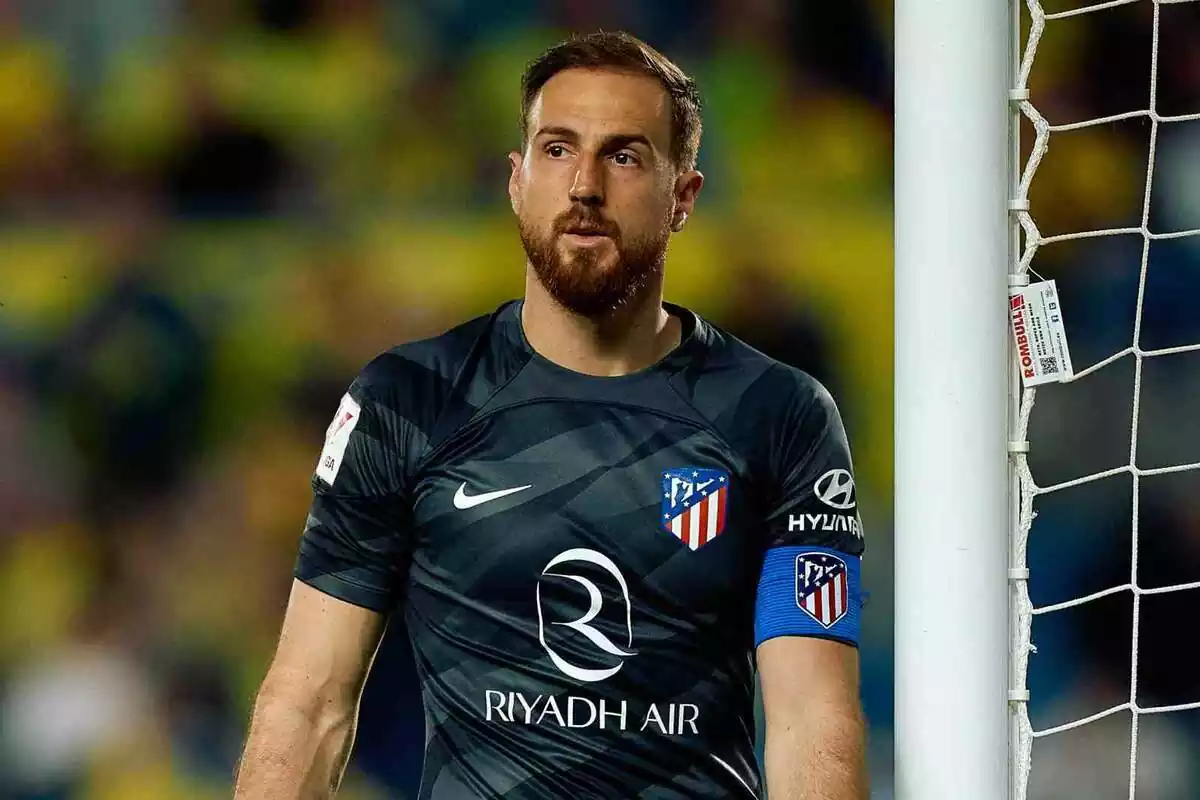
[453,482,533,510]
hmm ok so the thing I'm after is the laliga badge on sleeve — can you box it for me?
[1010,279,1074,388]
[316,393,360,485]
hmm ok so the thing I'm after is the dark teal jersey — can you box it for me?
[295,301,866,799]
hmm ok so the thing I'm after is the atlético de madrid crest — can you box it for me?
[795,551,849,628]
[661,467,730,550]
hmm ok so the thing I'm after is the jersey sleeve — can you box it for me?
[293,369,414,613]
[754,370,865,648]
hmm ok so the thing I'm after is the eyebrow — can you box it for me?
[534,126,656,152]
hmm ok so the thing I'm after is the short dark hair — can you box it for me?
[520,31,703,172]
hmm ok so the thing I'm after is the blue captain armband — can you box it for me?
[754,546,862,648]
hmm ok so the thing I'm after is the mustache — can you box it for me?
[553,209,619,237]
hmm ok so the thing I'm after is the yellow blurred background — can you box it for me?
[2,0,1199,797]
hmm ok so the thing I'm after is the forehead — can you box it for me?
[529,68,671,146]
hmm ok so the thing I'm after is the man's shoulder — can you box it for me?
[686,312,831,419]
[350,301,526,430]
[358,310,497,386]
[679,311,845,482]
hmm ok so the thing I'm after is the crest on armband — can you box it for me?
[794,552,849,628]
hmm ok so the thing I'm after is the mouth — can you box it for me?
[561,227,612,246]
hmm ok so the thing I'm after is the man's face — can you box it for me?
[509,68,701,316]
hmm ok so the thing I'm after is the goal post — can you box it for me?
[894,0,1013,797]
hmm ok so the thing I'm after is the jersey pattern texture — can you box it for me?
[295,300,866,799]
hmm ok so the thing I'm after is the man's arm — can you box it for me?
[748,369,868,797]
[235,579,387,799]
[758,636,867,800]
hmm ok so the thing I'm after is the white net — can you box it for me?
[1010,0,1200,798]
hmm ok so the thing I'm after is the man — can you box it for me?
[235,31,868,799]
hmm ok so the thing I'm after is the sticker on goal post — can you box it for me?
[1009,280,1074,387]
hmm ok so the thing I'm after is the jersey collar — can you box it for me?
[497,299,709,379]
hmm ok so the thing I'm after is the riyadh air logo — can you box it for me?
[814,469,856,510]
[536,548,635,683]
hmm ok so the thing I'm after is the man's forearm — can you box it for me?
[763,705,868,800]
[234,687,358,799]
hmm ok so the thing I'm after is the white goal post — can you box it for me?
[897,0,1200,798]
[894,0,1013,798]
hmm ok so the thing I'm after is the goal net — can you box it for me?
[1010,1,1200,798]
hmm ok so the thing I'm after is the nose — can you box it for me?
[569,157,605,207]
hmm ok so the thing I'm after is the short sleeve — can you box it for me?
[293,374,414,613]
[754,370,865,648]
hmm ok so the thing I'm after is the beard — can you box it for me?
[519,205,671,317]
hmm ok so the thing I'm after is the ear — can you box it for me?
[507,150,524,214]
[671,169,704,232]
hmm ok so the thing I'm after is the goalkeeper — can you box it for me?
[235,31,868,800]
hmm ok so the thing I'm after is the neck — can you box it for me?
[521,267,681,377]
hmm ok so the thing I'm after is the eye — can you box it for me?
[546,144,568,158]
[611,151,639,167]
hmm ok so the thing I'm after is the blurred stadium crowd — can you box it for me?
[0,0,1197,797]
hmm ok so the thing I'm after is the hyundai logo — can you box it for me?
[814,469,856,510]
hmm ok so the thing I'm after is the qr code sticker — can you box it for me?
[1040,356,1059,373]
